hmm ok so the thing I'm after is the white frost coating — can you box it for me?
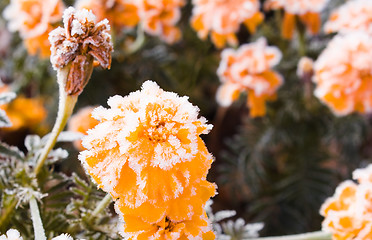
[313,32,372,116]
[3,0,62,38]
[51,234,73,240]
[0,229,23,240]
[79,80,215,208]
[191,0,261,34]
[353,164,372,184]
[216,37,283,103]
[266,0,329,14]
[324,0,372,34]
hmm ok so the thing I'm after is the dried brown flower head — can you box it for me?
[49,7,113,95]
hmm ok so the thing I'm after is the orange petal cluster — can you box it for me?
[325,0,372,34]
[79,81,216,239]
[68,106,99,151]
[320,164,372,240]
[265,0,329,39]
[191,0,263,48]
[0,96,47,131]
[3,0,65,57]
[75,0,139,30]
[313,33,372,116]
[216,38,283,117]
[136,0,186,44]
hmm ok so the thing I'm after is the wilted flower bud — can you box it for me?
[49,7,113,95]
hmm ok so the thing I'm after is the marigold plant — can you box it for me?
[324,0,372,34]
[190,0,263,48]
[136,0,185,44]
[79,81,216,238]
[75,0,139,30]
[320,165,372,240]
[265,0,329,39]
[313,32,372,116]
[216,38,283,117]
[3,0,65,57]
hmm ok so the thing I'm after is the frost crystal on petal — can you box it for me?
[79,80,216,230]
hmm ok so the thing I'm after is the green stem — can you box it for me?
[34,67,78,176]
[0,197,17,231]
[88,194,112,222]
[29,197,46,240]
[124,23,145,55]
[296,16,307,56]
[251,231,332,240]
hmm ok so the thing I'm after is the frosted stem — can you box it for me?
[29,197,46,240]
[250,231,332,240]
[90,194,112,221]
[34,67,78,176]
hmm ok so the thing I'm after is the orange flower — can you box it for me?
[0,96,47,131]
[68,106,99,151]
[216,38,283,117]
[79,81,216,225]
[320,165,372,240]
[325,0,372,35]
[265,0,329,39]
[137,0,186,44]
[76,0,139,30]
[191,0,263,48]
[119,211,215,240]
[313,33,372,116]
[3,0,64,57]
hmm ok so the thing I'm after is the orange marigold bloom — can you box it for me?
[79,81,216,222]
[3,0,64,57]
[325,0,372,34]
[75,0,139,30]
[68,106,99,151]
[216,38,283,117]
[265,0,329,39]
[0,95,47,131]
[191,0,263,48]
[119,210,215,240]
[320,165,372,240]
[313,33,372,116]
[137,0,186,44]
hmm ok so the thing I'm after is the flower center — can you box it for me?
[145,120,168,142]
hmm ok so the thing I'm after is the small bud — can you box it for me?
[297,56,314,81]
[49,7,113,96]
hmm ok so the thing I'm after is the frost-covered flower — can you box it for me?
[325,0,372,34]
[0,229,23,240]
[76,0,139,30]
[68,106,99,151]
[320,164,372,240]
[216,38,283,117]
[119,211,215,240]
[136,0,185,44]
[265,0,329,39]
[191,0,263,48]
[3,0,65,57]
[79,80,216,223]
[313,33,372,116]
[49,7,113,95]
